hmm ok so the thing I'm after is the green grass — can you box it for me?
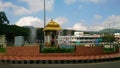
[0,48,6,53]
[104,48,115,52]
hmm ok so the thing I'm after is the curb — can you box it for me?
[0,57,120,64]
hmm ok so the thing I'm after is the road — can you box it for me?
[0,61,120,68]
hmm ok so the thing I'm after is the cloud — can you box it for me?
[72,23,87,31]
[20,0,54,12]
[0,0,29,15]
[15,16,68,28]
[81,0,106,4]
[64,0,106,5]
[89,15,120,31]
[0,0,54,15]
[55,17,68,26]
[67,21,87,31]
[0,1,12,10]
[89,25,103,31]
[12,5,29,15]
[102,15,120,29]
[94,14,102,20]
[66,22,101,31]
[15,15,120,31]
[15,16,44,28]
[66,15,120,31]
[64,0,76,5]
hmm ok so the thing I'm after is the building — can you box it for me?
[59,32,101,45]
[114,33,120,43]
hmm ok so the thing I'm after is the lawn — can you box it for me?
[0,48,6,53]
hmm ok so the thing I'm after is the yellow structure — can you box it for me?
[43,19,62,46]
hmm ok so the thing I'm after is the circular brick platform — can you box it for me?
[0,53,120,64]
[0,46,119,64]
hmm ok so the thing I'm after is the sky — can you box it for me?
[0,0,120,31]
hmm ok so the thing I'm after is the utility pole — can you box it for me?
[109,23,110,34]
[44,0,46,45]
[44,0,46,27]
[109,23,111,47]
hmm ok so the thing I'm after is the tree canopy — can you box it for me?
[0,12,9,35]
[0,12,30,43]
[36,28,44,41]
[0,12,9,24]
[6,25,30,43]
[101,34,115,43]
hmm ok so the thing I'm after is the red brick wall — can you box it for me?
[5,46,118,56]
[40,53,75,57]
[6,46,40,56]
[76,46,104,56]
[0,53,5,56]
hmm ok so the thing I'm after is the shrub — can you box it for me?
[0,48,6,52]
[41,47,75,53]
[104,48,115,52]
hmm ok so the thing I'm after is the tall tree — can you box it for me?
[0,12,9,24]
[0,12,9,35]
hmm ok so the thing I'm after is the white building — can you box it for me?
[114,33,120,43]
[59,32,101,45]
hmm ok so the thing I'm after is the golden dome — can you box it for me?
[43,19,62,31]
[46,19,60,27]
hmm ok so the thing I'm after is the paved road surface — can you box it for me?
[0,61,120,68]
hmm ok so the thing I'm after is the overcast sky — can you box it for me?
[0,0,120,31]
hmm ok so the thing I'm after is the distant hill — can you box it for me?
[69,28,120,34]
[99,28,120,34]
[62,28,120,35]
[35,28,120,37]
[84,29,120,34]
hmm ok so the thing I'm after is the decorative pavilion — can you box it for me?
[43,19,62,46]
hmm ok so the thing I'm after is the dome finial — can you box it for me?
[51,18,53,22]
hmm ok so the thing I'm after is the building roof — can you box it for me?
[43,19,62,31]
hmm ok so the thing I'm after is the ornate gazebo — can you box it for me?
[43,19,62,46]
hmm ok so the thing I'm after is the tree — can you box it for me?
[62,29,75,36]
[6,25,30,43]
[0,12,9,35]
[0,12,30,44]
[0,12,9,24]
[101,34,115,43]
[36,28,44,42]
